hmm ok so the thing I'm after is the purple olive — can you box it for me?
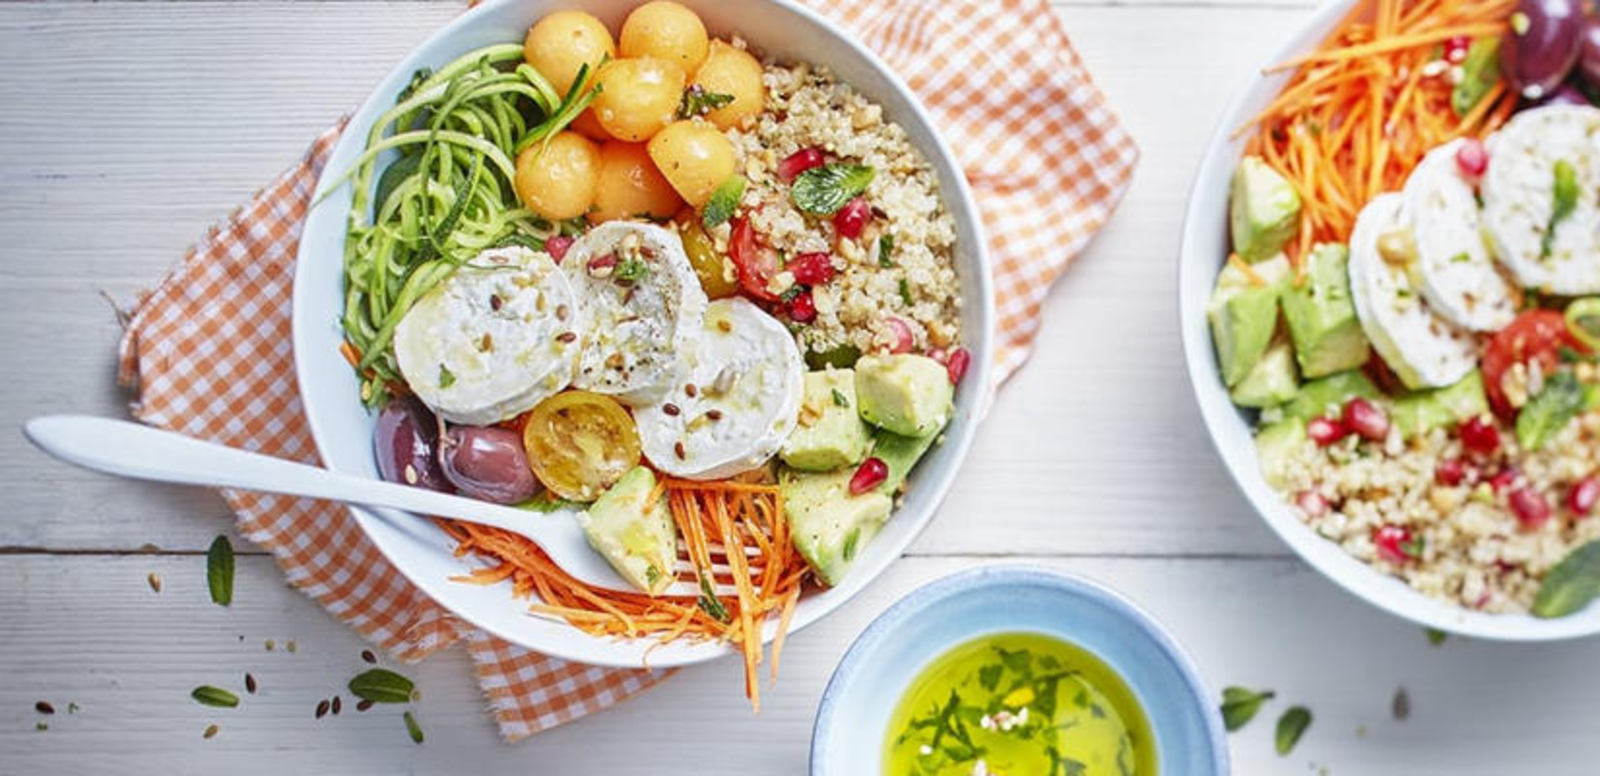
[1503,0,1585,100]
[1539,82,1594,106]
[438,425,538,504]
[374,397,451,491]
[1579,18,1600,87]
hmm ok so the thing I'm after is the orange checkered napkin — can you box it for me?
[114,0,1134,741]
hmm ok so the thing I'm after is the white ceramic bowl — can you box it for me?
[811,567,1228,775]
[292,0,993,668]
[1179,0,1600,641]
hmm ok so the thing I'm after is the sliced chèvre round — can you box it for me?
[563,221,709,406]
[634,298,803,480]
[1481,104,1600,295]
[1402,138,1517,330]
[394,246,581,425]
[1348,193,1478,390]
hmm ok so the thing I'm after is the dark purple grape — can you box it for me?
[1538,82,1593,105]
[1503,0,1585,100]
[374,397,451,491]
[438,425,538,504]
[1579,18,1600,87]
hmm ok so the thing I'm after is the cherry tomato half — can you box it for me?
[1482,310,1589,418]
[728,217,781,302]
[522,391,641,502]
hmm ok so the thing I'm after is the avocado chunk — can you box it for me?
[1279,369,1380,424]
[1231,338,1300,408]
[1210,255,1291,387]
[871,418,949,496]
[781,369,873,471]
[1281,243,1370,378]
[854,354,954,437]
[1393,370,1488,439]
[1255,419,1308,490]
[576,467,676,596]
[782,468,893,587]
[1231,156,1302,261]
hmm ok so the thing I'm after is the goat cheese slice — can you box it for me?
[564,222,709,405]
[1403,139,1517,330]
[1481,104,1600,295]
[635,298,803,480]
[394,246,581,425]
[1349,194,1478,390]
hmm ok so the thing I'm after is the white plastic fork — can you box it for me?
[22,414,730,597]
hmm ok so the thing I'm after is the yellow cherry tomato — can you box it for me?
[619,1,710,72]
[523,391,642,502]
[524,10,617,94]
[675,210,739,298]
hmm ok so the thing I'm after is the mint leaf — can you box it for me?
[1534,540,1600,617]
[1516,370,1585,450]
[702,174,745,229]
[348,668,416,704]
[1275,706,1313,755]
[438,363,456,389]
[206,535,234,606]
[1220,686,1275,732]
[790,164,873,215]
[677,85,735,119]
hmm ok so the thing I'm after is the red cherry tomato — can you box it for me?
[1482,310,1588,418]
[728,217,782,302]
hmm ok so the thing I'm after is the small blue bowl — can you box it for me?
[811,566,1228,775]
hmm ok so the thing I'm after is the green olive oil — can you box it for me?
[883,632,1155,776]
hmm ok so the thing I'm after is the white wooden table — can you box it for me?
[3,1,1598,773]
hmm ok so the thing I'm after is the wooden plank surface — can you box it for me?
[3,1,1596,774]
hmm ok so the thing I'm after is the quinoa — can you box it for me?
[714,53,961,357]
[1267,409,1600,612]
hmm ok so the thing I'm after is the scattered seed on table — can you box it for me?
[245,674,257,694]
[357,699,374,712]
[361,650,377,664]
[403,711,423,744]
[66,703,79,714]
[35,701,54,715]
[287,640,297,654]
[331,696,342,715]
[411,689,421,702]
[203,724,219,739]
[265,639,275,652]
[315,699,330,719]
[147,573,162,593]
[35,722,47,732]
[1392,687,1411,720]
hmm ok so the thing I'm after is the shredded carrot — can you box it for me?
[438,477,806,711]
[1242,0,1517,259]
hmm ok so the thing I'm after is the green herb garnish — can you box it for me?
[1275,706,1312,755]
[1451,37,1501,118]
[1220,686,1275,732]
[831,388,850,408]
[878,234,895,268]
[1400,534,1426,559]
[696,576,730,623]
[1567,297,1600,350]
[702,174,745,229]
[404,710,425,744]
[677,85,735,119]
[191,686,240,709]
[206,535,234,607]
[1515,370,1586,450]
[1450,252,1471,263]
[790,163,874,215]
[515,493,576,512]
[614,256,650,284]
[1543,160,1579,258]
[438,364,456,389]
[1534,540,1600,618]
[899,277,914,306]
[348,668,416,704]
[1425,627,1448,646]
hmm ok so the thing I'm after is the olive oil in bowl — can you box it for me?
[884,632,1155,775]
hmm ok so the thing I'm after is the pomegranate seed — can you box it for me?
[1459,415,1500,456]
[545,235,574,262]
[849,457,888,495]
[1490,466,1520,493]
[586,253,617,277]
[1509,486,1551,529]
[833,196,871,240]
[1454,138,1488,177]
[1443,35,1471,63]
[786,290,816,323]
[789,252,835,286]
[1373,524,1418,564]
[926,347,949,364]
[1342,397,1391,442]
[1296,490,1330,517]
[1307,416,1351,447]
[777,147,826,183]
[882,317,914,354]
[1569,476,1599,516]
[1436,458,1469,486]
[946,347,972,385]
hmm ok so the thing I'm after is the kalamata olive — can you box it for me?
[1538,82,1593,106]
[374,397,451,491]
[1578,18,1600,87]
[438,425,538,504]
[1503,0,1585,100]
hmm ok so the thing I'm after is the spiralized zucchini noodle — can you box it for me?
[316,43,602,405]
